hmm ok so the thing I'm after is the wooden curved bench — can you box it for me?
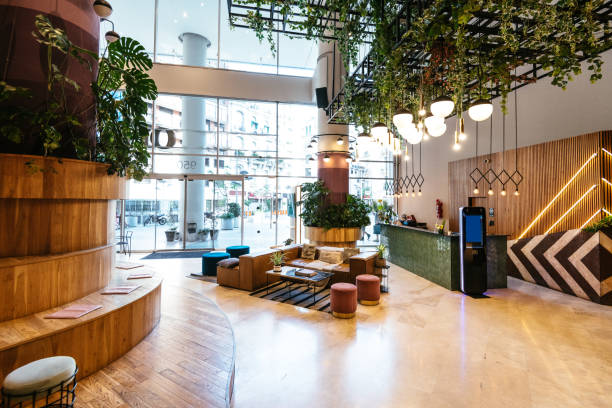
[0,267,162,382]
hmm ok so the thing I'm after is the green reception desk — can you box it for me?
[380,224,507,291]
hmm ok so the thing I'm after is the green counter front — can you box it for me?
[380,224,507,291]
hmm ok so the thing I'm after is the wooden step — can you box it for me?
[0,267,162,381]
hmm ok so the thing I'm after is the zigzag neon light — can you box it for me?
[604,208,612,216]
[603,177,612,188]
[545,184,598,235]
[518,152,598,239]
[603,147,612,157]
[580,209,603,229]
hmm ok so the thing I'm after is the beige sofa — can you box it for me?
[217,244,378,291]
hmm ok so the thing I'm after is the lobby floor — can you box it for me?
[109,254,612,408]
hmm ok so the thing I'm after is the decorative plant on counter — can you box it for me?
[270,251,285,272]
[373,200,396,225]
[582,215,612,233]
[375,243,387,268]
[0,15,157,180]
[298,180,371,230]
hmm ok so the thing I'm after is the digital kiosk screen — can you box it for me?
[465,215,483,244]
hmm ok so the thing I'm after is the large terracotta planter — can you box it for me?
[304,226,363,248]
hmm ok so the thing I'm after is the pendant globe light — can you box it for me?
[424,114,444,131]
[428,123,446,137]
[93,0,113,17]
[358,131,372,143]
[105,30,120,43]
[371,122,388,141]
[468,99,493,121]
[430,95,454,118]
[392,108,413,130]
[407,129,423,145]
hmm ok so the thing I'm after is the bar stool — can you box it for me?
[1,356,78,408]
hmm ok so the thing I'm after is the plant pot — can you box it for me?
[375,257,386,268]
[304,226,363,248]
[210,229,219,240]
[273,265,282,272]
[233,217,240,228]
[198,232,209,241]
[221,217,233,230]
[165,231,176,242]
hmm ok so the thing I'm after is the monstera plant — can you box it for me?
[0,15,157,180]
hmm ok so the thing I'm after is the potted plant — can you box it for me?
[220,212,234,230]
[435,219,446,235]
[165,226,178,242]
[197,228,210,241]
[283,238,293,246]
[375,244,387,268]
[187,222,198,241]
[228,202,241,228]
[270,251,285,272]
[298,181,370,246]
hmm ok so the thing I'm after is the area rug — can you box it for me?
[141,251,209,260]
[250,282,331,313]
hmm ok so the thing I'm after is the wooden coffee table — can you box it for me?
[266,266,333,303]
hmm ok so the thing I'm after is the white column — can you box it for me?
[179,33,210,240]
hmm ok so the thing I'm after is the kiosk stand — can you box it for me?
[459,207,487,295]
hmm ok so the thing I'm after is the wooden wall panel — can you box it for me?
[0,154,126,200]
[449,131,609,239]
[0,199,114,257]
[601,132,612,213]
[0,245,114,322]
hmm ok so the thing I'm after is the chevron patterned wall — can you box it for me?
[508,229,612,305]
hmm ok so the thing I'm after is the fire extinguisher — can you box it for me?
[435,199,443,219]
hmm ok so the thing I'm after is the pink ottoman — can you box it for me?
[330,283,357,319]
[356,274,381,305]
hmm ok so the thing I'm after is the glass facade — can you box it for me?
[120,95,392,252]
[101,0,317,76]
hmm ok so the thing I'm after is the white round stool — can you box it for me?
[1,356,78,407]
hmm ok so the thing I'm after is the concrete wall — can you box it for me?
[398,49,612,231]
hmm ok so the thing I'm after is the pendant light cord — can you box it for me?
[514,68,518,171]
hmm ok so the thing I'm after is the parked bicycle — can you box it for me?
[143,214,167,226]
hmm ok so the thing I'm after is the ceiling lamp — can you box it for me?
[371,122,388,141]
[430,96,454,118]
[501,187,507,196]
[308,156,315,161]
[424,115,444,131]
[357,132,371,143]
[418,108,427,117]
[458,117,467,141]
[407,129,423,145]
[392,108,413,130]
[323,153,330,163]
[105,30,120,43]
[428,123,446,137]
[349,145,354,152]
[336,136,344,145]
[307,142,313,149]
[473,186,480,194]
[468,99,493,122]
[93,0,113,17]
[488,186,494,195]
[514,188,520,196]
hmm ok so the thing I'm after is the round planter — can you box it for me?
[304,226,363,248]
[221,217,234,230]
[273,265,282,272]
[210,230,220,240]
[165,231,176,242]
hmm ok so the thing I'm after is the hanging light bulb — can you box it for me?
[468,99,494,122]
[430,95,454,118]
[428,123,446,137]
[514,188,519,196]
[392,108,413,130]
[452,141,461,151]
[473,186,480,194]
[411,190,416,197]
[105,30,120,43]
[418,108,427,117]
[418,189,422,196]
[336,136,344,145]
[458,117,467,141]
[93,0,113,17]
[358,132,372,143]
[417,121,424,130]
[323,153,330,163]
[423,131,430,141]
[404,146,410,161]
[501,187,507,196]
[488,186,494,195]
[371,122,388,140]
[404,191,409,197]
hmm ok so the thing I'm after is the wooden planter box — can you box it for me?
[304,226,363,248]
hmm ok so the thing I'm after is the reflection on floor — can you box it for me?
[96,254,612,408]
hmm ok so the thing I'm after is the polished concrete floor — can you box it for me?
[124,255,612,408]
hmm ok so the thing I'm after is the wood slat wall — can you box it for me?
[449,131,610,239]
[601,132,612,213]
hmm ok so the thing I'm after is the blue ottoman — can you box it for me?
[226,245,250,258]
[201,252,230,276]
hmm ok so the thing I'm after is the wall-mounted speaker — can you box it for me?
[315,87,329,109]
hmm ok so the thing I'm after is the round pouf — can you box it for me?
[356,274,381,305]
[330,283,357,319]
[201,252,230,276]
[1,356,77,406]
[226,245,250,258]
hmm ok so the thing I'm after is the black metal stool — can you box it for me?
[1,357,78,408]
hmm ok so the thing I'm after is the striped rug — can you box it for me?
[250,281,332,313]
